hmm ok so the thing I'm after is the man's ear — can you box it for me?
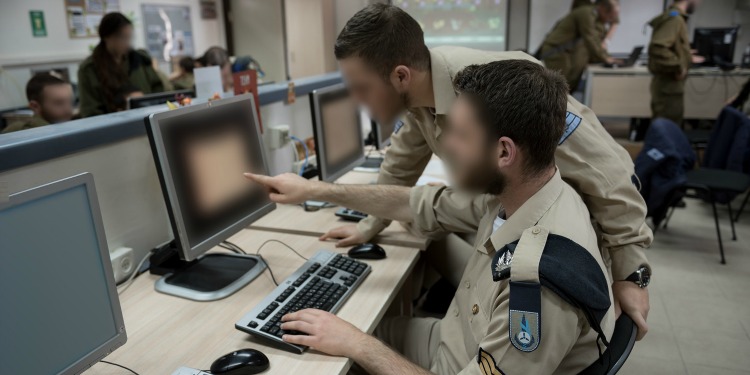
[496,136,517,169]
[390,65,412,91]
[28,100,41,113]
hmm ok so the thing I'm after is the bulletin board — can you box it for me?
[141,4,195,62]
[65,0,121,38]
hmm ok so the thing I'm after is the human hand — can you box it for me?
[244,172,320,204]
[692,55,706,64]
[676,68,688,81]
[613,281,650,340]
[320,224,370,247]
[281,309,369,357]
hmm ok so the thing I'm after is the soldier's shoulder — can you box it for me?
[79,55,95,70]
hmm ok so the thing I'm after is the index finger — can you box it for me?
[244,173,273,186]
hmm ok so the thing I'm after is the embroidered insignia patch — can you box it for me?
[394,120,405,134]
[477,348,506,375]
[647,148,665,161]
[491,243,517,281]
[559,111,581,145]
[509,310,540,352]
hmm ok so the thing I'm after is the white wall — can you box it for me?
[0,0,226,109]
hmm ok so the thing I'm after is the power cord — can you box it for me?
[290,135,309,176]
[222,239,308,286]
[100,360,139,375]
[117,249,155,294]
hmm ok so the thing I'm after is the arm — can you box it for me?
[245,173,413,223]
[648,19,683,75]
[77,66,105,118]
[579,12,610,63]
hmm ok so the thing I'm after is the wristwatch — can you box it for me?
[625,266,651,288]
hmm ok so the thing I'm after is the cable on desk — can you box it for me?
[117,249,154,295]
[222,239,308,287]
[100,360,139,375]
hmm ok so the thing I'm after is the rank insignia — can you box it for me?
[491,243,517,281]
[509,310,540,352]
[477,348,506,375]
[559,111,581,145]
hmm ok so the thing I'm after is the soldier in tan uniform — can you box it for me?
[324,4,652,338]
[648,0,705,125]
[1,73,74,134]
[246,60,616,374]
[540,0,620,91]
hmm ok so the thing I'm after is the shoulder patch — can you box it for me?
[669,10,679,17]
[393,120,405,134]
[509,282,542,353]
[477,348,506,375]
[647,148,665,161]
[559,111,581,145]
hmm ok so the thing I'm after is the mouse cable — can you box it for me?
[100,360,139,375]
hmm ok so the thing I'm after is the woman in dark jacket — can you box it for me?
[78,12,165,117]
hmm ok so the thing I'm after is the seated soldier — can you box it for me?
[245,60,615,374]
[2,73,74,134]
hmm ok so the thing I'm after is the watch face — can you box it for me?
[639,267,651,287]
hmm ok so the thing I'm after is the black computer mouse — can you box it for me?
[210,348,269,375]
[348,243,386,260]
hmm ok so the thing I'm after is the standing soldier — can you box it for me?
[540,0,620,92]
[648,0,705,125]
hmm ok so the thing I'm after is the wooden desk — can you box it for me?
[584,65,750,119]
[249,170,431,250]
[86,229,420,375]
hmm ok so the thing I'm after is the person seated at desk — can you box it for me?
[540,0,620,92]
[1,73,74,134]
[195,46,233,92]
[77,12,166,118]
[171,56,195,90]
[246,60,616,375]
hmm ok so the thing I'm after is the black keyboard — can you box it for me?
[335,207,368,222]
[235,251,371,353]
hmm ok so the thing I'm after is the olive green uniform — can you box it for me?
[571,0,593,9]
[171,73,195,90]
[1,115,49,134]
[648,6,692,124]
[375,170,615,374]
[541,6,610,91]
[358,46,652,283]
[77,49,166,117]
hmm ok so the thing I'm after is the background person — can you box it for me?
[2,73,74,134]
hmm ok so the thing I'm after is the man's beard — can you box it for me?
[382,87,411,124]
[459,156,508,195]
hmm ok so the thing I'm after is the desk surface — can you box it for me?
[587,65,750,76]
[86,229,420,375]
[249,170,432,249]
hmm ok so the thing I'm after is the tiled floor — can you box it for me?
[619,195,750,374]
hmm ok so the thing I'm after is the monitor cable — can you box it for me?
[100,360,139,375]
[117,249,155,295]
[221,239,308,286]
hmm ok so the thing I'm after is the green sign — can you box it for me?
[29,10,47,37]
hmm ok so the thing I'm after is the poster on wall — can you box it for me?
[200,0,217,20]
[65,0,121,38]
[29,10,47,37]
[141,4,195,62]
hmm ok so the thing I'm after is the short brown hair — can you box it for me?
[26,73,69,104]
[453,60,569,175]
[334,4,430,79]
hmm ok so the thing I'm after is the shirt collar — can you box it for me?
[429,48,457,116]
[484,168,565,252]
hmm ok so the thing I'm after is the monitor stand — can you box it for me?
[150,241,266,301]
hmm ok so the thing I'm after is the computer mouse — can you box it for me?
[348,243,386,260]
[210,348,269,375]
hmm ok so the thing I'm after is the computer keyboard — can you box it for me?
[360,157,383,169]
[336,207,368,222]
[235,250,371,353]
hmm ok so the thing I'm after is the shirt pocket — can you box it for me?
[466,273,500,346]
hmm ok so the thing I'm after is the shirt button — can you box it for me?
[465,281,471,289]
[532,227,541,235]
[472,304,479,315]
[453,308,459,317]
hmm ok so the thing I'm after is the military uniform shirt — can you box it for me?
[408,169,615,374]
[357,46,652,281]
[1,115,49,134]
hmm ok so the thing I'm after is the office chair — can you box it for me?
[578,314,638,375]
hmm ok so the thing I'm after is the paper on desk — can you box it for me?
[416,175,449,187]
[194,66,223,99]
[423,159,447,176]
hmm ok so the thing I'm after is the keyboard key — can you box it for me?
[248,321,258,329]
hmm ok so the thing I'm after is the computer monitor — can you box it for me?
[372,120,397,150]
[128,89,195,109]
[0,173,127,374]
[145,94,273,300]
[310,83,365,182]
[693,27,740,66]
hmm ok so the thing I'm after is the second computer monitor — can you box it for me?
[146,94,275,262]
[310,83,365,182]
[128,89,195,109]
[694,27,739,66]
[372,120,397,150]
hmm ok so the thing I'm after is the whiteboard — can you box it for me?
[529,0,665,54]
